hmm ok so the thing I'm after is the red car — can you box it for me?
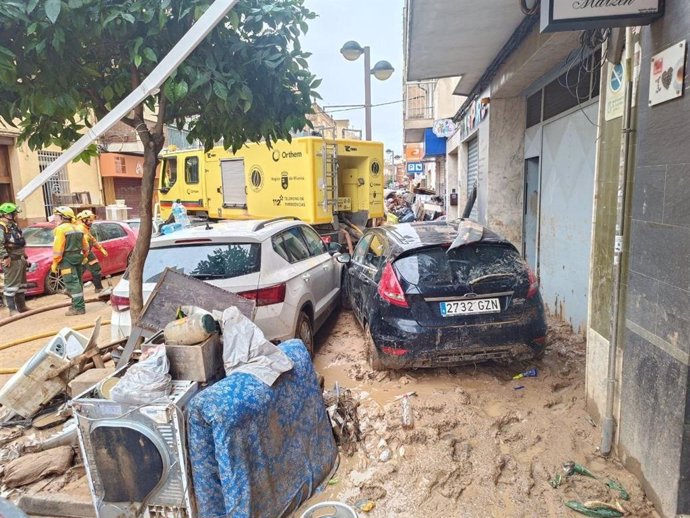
[23,221,137,296]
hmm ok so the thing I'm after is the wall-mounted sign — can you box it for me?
[432,119,457,138]
[649,40,685,107]
[605,62,626,121]
[540,0,664,33]
[406,162,424,175]
[405,143,424,161]
[458,97,489,141]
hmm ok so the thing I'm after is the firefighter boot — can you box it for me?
[92,273,104,293]
[5,294,17,316]
[15,293,30,313]
[65,306,86,316]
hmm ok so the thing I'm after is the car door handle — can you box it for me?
[322,264,331,271]
[302,273,311,282]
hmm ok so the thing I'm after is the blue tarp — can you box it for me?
[187,340,338,518]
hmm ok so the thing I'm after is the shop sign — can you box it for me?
[648,40,685,107]
[458,98,489,141]
[540,0,663,33]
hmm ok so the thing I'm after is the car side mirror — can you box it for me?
[327,242,342,255]
[336,253,351,264]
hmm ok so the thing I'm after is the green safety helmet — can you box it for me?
[0,202,20,215]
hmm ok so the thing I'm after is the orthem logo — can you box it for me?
[250,166,264,192]
[371,161,380,176]
[272,150,281,162]
[281,171,289,190]
[345,145,358,152]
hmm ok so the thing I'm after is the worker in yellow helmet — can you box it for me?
[76,210,108,293]
[51,206,89,316]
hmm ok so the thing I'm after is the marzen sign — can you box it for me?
[540,0,663,33]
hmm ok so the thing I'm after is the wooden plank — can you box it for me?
[18,492,96,518]
[135,268,256,334]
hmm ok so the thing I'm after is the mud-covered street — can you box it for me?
[304,310,659,517]
[0,299,660,517]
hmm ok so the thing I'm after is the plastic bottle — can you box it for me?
[161,222,183,235]
[401,395,414,430]
[171,201,191,228]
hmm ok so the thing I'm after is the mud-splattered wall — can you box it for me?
[614,3,690,516]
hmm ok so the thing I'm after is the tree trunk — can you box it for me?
[129,132,164,322]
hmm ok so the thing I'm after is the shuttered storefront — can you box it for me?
[466,137,479,220]
[113,178,142,218]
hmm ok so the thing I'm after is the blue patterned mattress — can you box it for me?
[187,340,337,518]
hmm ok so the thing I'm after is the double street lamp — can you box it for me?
[340,40,395,141]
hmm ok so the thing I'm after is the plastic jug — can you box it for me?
[171,201,191,228]
[164,313,217,345]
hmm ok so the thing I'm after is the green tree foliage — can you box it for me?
[0,0,318,316]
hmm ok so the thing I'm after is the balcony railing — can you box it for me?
[405,81,435,120]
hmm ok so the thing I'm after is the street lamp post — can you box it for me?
[340,41,394,141]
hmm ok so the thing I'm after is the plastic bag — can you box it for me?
[221,306,293,386]
[110,346,172,405]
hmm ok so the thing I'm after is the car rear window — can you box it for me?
[129,243,261,284]
[394,243,524,288]
[23,227,54,246]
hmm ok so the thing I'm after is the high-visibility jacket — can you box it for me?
[52,222,88,265]
[76,222,105,254]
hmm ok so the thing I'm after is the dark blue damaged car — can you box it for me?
[338,220,547,370]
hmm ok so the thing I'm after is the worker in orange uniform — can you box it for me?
[76,210,108,293]
[51,206,89,316]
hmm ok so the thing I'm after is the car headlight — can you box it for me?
[28,262,38,272]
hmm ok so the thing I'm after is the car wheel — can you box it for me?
[45,271,65,295]
[340,271,352,310]
[365,324,385,371]
[296,310,314,357]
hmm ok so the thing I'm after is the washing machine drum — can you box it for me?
[91,424,168,503]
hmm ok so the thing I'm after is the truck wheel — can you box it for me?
[365,324,385,371]
[296,310,314,358]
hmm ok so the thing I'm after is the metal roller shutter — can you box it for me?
[220,159,246,207]
[113,178,142,218]
[466,138,479,221]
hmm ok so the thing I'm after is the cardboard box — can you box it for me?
[165,334,222,382]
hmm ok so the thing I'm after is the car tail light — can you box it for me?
[110,294,130,312]
[527,268,539,299]
[238,284,286,307]
[382,346,409,356]
[320,235,332,244]
[378,262,409,308]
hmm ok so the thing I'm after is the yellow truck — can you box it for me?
[158,136,384,236]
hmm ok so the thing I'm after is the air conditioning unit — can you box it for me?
[72,374,198,518]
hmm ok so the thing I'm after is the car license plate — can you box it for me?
[440,298,500,316]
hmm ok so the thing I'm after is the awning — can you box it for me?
[423,129,446,157]
[405,0,526,95]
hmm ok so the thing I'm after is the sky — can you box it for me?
[302,0,404,155]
